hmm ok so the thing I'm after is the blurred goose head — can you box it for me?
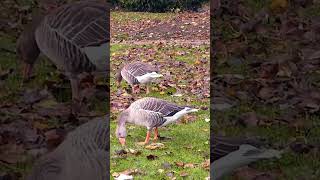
[38,0,60,12]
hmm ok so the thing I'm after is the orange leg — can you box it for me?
[22,63,32,80]
[153,128,159,142]
[144,130,151,144]
[146,85,150,94]
[132,85,140,94]
[70,77,81,115]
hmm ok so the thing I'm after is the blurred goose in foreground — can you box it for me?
[115,62,163,94]
[26,116,109,180]
[116,97,198,146]
[17,1,109,113]
[211,136,282,180]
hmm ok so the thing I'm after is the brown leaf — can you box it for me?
[183,163,195,168]
[175,162,184,167]
[180,172,189,177]
[0,143,26,164]
[146,154,158,160]
[201,159,210,170]
[145,143,164,150]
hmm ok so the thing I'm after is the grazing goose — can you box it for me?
[115,97,198,146]
[26,116,109,180]
[31,1,109,113]
[211,136,282,180]
[115,62,163,94]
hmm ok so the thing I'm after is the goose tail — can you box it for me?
[211,145,282,180]
[149,72,163,78]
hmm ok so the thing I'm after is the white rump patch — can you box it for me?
[162,107,198,126]
[136,72,163,84]
[82,42,109,72]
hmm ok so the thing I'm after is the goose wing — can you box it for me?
[46,1,109,47]
[125,62,158,77]
[36,1,109,72]
[135,97,185,117]
[136,109,166,128]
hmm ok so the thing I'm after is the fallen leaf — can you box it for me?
[158,169,164,173]
[180,172,189,177]
[146,154,158,160]
[33,121,49,130]
[184,163,195,168]
[145,143,165,150]
[175,162,184,167]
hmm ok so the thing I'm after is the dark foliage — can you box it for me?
[110,0,208,12]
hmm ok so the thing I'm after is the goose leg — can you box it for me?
[153,128,158,142]
[136,85,141,94]
[144,130,151,144]
[132,85,140,94]
[22,63,33,81]
[131,86,135,94]
[137,130,151,146]
[146,85,150,94]
[70,77,81,115]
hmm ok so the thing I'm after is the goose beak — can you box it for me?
[119,138,126,146]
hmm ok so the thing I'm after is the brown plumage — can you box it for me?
[16,12,44,79]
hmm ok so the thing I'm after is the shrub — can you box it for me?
[111,0,208,12]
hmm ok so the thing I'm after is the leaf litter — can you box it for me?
[213,0,320,178]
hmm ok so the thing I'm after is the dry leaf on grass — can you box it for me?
[145,143,165,150]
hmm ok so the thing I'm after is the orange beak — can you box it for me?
[119,137,126,146]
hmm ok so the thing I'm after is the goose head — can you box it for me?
[38,0,60,13]
[115,111,129,146]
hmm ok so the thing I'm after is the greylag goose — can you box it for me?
[115,62,163,94]
[26,116,109,180]
[115,97,198,146]
[17,1,109,113]
[211,136,282,179]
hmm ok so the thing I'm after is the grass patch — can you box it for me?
[111,11,174,24]
[110,43,210,179]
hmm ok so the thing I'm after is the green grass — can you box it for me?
[213,1,320,176]
[0,23,108,178]
[110,43,210,179]
[111,11,174,23]
[213,102,320,179]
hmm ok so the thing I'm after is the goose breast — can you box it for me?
[35,1,110,76]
